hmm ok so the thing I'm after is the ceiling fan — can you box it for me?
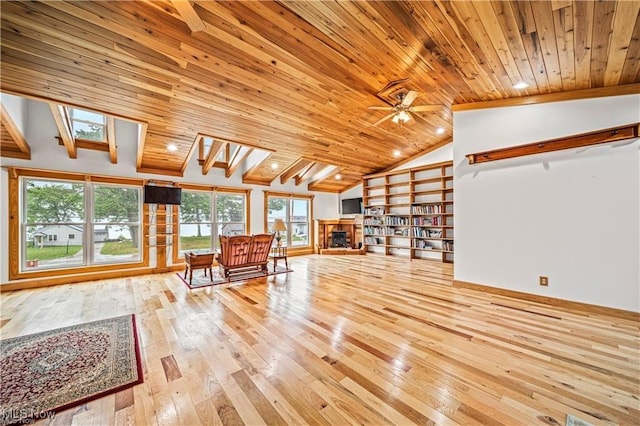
[368,90,442,127]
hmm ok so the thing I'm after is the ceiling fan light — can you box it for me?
[392,111,410,124]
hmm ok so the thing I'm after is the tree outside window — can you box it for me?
[178,191,246,254]
[93,185,141,262]
[22,178,142,271]
[25,179,84,269]
[267,196,310,247]
[70,108,106,141]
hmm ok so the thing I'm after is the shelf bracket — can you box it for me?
[466,123,639,165]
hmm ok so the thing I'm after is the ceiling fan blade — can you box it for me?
[367,106,394,111]
[372,112,396,127]
[401,90,419,107]
[410,105,442,112]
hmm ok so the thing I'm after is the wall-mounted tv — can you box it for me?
[143,185,182,205]
[341,197,363,214]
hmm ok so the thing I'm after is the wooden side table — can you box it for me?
[269,246,288,272]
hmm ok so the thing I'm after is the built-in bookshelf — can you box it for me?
[362,160,453,263]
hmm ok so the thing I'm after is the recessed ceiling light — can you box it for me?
[513,82,529,90]
[271,162,279,169]
[436,127,445,135]
[167,143,178,152]
[335,174,342,180]
[393,150,401,157]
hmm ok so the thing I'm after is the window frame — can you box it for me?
[68,107,107,142]
[264,191,314,254]
[7,168,148,281]
[172,184,251,264]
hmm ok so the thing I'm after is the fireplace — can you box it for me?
[330,231,348,248]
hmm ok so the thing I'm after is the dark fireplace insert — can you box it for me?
[330,231,348,248]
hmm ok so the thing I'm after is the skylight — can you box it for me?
[69,108,106,142]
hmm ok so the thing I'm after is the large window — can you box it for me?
[266,194,311,248]
[178,190,246,254]
[92,184,141,264]
[21,178,142,271]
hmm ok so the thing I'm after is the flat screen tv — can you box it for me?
[341,197,363,214]
[143,185,182,205]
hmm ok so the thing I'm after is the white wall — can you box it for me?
[399,143,453,169]
[0,98,338,282]
[1,93,27,135]
[453,94,640,312]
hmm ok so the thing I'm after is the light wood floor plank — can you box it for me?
[1,254,638,425]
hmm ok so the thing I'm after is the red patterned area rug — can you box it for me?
[177,263,293,289]
[0,315,143,426]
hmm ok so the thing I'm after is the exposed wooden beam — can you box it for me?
[202,139,226,175]
[279,158,312,184]
[0,148,30,160]
[58,138,109,152]
[171,0,206,32]
[227,145,241,168]
[136,123,148,169]
[307,165,336,186]
[106,116,117,164]
[226,147,253,178]
[0,103,30,158]
[308,166,342,187]
[466,123,640,164]
[48,103,76,159]
[295,162,323,186]
[242,152,273,185]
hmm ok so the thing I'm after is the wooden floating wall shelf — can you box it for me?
[466,123,639,165]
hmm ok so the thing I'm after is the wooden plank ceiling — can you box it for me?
[1,1,638,192]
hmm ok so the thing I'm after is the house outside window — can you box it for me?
[21,177,141,271]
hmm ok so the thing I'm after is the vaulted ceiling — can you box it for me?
[1,1,639,192]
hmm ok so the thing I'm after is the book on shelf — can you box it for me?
[384,215,409,226]
[364,236,385,245]
[428,229,442,238]
[414,240,434,249]
[364,206,385,215]
[411,204,442,214]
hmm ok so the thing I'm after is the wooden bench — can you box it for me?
[218,234,274,278]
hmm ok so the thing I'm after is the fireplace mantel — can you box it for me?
[314,218,364,255]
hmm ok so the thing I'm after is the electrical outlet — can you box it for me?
[539,276,549,286]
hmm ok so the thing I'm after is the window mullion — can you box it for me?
[86,182,93,266]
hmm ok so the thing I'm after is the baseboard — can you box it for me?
[319,248,365,255]
[453,280,639,322]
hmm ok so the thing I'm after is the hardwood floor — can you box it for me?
[1,255,638,425]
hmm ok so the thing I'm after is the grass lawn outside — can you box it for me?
[180,235,211,251]
[100,240,139,255]
[27,245,82,260]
